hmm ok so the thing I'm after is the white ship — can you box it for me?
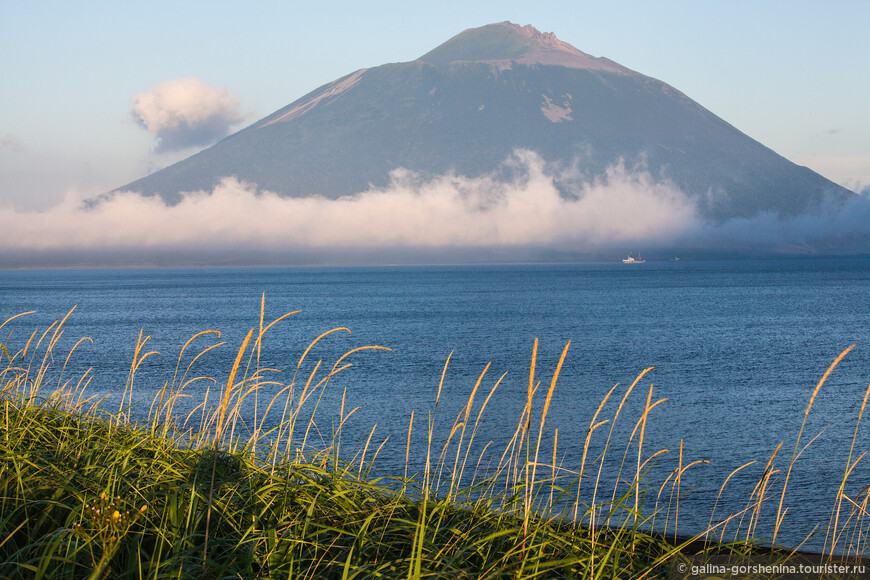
[622,253,646,264]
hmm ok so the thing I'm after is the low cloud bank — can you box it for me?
[130,78,245,153]
[1,152,868,265]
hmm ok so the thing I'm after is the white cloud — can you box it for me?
[130,78,245,153]
[1,151,867,263]
[691,196,870,249]
[0,153,700,253]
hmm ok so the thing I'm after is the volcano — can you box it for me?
[118,22,853,222]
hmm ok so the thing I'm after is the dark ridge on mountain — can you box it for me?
[117,21,854,222]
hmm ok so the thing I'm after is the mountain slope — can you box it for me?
[119,22,853,221]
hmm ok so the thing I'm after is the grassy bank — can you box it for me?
[1,304,869,578]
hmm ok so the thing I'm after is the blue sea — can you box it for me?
[3,257,870,550]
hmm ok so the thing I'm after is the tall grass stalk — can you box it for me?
[772,344,855,546]
[1,307,868,578]
[826,377,870,556]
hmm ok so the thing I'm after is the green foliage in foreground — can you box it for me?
[3,304,869,578]
[1,400,682,579]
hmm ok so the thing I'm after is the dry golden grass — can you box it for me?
[1,300,868,578]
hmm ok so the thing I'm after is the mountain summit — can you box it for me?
[419,22,630,73]
[119,22,853,222]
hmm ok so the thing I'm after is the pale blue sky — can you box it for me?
[2,0,868,209]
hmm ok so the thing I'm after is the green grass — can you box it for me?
[1,301,869,578]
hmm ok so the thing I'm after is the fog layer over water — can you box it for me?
[2,152,868,266]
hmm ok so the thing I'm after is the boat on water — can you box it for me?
[622,253,646,264]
